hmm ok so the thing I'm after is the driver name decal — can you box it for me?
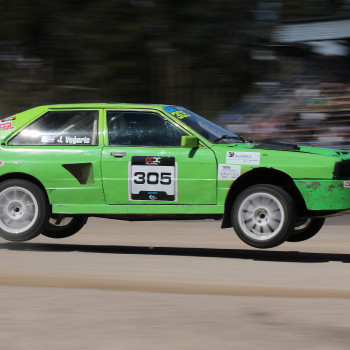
[226,151,260,165]
[57,136,91,144]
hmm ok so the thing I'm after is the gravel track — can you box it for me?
[1,217,350,349]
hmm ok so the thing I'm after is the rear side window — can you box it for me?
[9,110,99,146]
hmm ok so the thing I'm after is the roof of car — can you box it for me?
[45,103,169,109]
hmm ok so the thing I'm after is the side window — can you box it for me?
[9,110,99,146]
[107,111,186,147]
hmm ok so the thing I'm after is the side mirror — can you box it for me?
[181,136,199,148]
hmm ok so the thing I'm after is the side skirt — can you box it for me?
[52,204,225,215]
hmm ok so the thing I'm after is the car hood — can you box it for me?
[211,141,350,160]
[297,145,350,158]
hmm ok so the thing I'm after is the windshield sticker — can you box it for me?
[218,164,241,180]
[129,156,177,201]
[163,106,190,120]
[171,110,190,119]
[226,151,260,165]
[163,106,176,114]
[0,121,15,132]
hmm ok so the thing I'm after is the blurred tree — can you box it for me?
[0,0,347,116]
[280,0,345,19]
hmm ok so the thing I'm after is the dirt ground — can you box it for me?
[1,217,350,349]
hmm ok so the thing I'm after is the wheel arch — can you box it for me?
[222,167,307,228]
[0,173,49,203]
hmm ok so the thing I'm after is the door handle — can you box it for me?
[110,152,126,158]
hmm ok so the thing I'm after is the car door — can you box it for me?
[101,109,217,205]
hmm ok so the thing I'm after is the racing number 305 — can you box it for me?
[134,172,172,185]
[130,156,177,201]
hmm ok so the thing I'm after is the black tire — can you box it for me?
[0,179,49,242]
[42,215,88,239]
[232,184,296,249]
[287,217,325,242]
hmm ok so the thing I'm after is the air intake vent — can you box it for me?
[62,163,94,185]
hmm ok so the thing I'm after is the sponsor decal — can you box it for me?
[218,164,241,180]
[132,156,174,166]
[171,110,190,119]
[0,121,15,132]
[56,135,91,144]
[129,156,177,201]
[146,156,161,165]
[41,135,56,144]
[148,192,158,200]
[226,151,260,165]
[0,117,15,122]
[344,181,350,188]
[163,106,190,119]
[0,161,4,166]
[163,106,177,114]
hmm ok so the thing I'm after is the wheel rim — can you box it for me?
[238,192,285,241]
[49,216,74,228]
[294,218,311,232]
[0,186,39,234]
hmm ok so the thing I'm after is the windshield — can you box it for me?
[163,106,240,144]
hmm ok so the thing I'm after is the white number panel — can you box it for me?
[129,156,177,201]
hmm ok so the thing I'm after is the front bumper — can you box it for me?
[295,179,350,211]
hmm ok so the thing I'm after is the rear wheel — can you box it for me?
[0,179,49,241]
[232,184,296,249]
[287,217,325,242]
[42,215,88,239]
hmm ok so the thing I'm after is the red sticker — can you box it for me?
[344,181,350,188]
[0,121,14,131]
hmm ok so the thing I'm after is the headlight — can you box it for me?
[333,159,350,179]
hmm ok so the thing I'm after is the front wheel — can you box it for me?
[0,179,49,241]
[42,215,88,239]
[232,185,296,249]
[287,217,325,242]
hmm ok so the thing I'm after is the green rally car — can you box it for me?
[0,103,349,249]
